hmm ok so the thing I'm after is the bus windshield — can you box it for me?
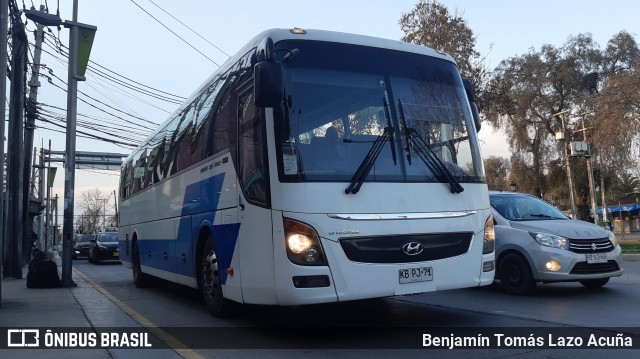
[274,40,484,186]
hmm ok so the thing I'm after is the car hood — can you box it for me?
[97,241,119,248]
[509,219,610,239]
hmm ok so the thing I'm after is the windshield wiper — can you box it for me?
[528,213,558,219]
[344,98,396,194]
[397,100,464,194]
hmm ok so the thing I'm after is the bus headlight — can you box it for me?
[284,218,327,266]
[483,215,495,254]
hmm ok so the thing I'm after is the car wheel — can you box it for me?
[132,240,151,288]
[200,237,232,317]
[579,278,609,289]
[93,249,101,265]
[498,252,536,295]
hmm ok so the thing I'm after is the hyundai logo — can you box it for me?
[402,242,424,256]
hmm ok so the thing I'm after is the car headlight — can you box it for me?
[483,215,495,254]
[530,232,569,249]
[284,218,327,266]
[608,231,617,246]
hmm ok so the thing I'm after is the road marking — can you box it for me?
[73,268,207,359]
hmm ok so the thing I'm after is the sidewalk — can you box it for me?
[0,265,181,358]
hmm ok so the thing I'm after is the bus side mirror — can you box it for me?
[254,61,283,108]
[462,79,481,132]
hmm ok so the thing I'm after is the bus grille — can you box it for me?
[568,238,613,253]
[339,232,473,264]
[569,261,620,275]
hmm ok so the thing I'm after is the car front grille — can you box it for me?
[570,261,620,275]
[568,238,613,253]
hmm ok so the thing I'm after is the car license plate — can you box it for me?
[586,252,607,264]
[399,267,433,284]
[113,251,119,258]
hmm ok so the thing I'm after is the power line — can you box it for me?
[41,35,185,104]
[37,64,162,127]
[38,104,152,138]
[37,115,139,148]
[146,0,230,58]
[129,0,221,66]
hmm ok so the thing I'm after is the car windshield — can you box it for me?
[490,193,569,221]
[273,40,484,186]
[97,233,118,242]
[75,235,94,243]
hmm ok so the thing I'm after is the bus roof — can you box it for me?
[123,28,456,164]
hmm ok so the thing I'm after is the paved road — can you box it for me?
[73,259,640,358]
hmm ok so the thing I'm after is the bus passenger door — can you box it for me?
[235,86,277,305]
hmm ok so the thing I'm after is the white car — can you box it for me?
[490,191,623,295]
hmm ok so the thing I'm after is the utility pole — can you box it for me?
[37,146,45,251]
[5,10,27,278]
[556,110,578,218]
[54,194,59,247]
[23,0,96,287]
[61,0,80,287]
[113,189,118,226]
[44,140,52,253]
[1,0,10,303]
[580,115,598,226]
[599,156,610,230]
[23,5,46,263]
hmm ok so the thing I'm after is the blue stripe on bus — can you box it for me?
[136,173,241,285]
[176,173,240,284]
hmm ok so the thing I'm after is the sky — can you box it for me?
[15,0,640,220]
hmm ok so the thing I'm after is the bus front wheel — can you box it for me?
[201,239,231,317]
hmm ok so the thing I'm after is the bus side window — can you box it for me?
[238,87,269,207]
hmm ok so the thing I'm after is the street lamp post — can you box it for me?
[25,2,96,287]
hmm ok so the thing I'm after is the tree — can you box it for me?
[77,188,110,233]
[483,34,603,200]
[589,32,640,175]
[483,156,509,190]
[398,0,489,108]
[615,172,640,195]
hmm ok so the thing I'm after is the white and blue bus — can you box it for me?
[118,28,494,316]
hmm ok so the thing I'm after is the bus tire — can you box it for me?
[132,240,151,288]
[201,238,231,317]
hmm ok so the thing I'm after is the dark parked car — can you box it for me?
[73,234,95,259]
[88,232,120,264]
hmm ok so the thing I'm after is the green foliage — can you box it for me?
[619,242,640,254]
[398,0,489,108]
[483,156,509,190]
[397,3,640,220]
